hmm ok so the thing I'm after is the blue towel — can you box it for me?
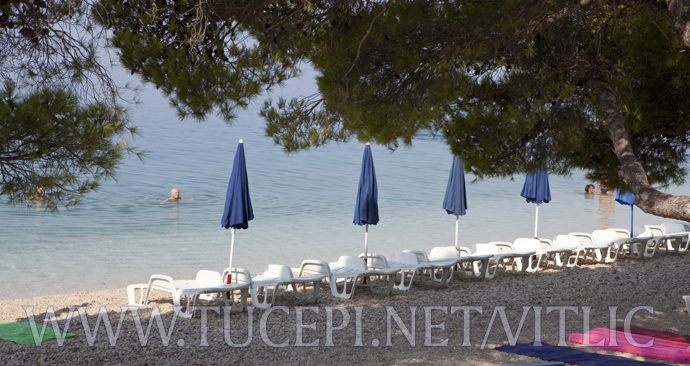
[496,343,670,366]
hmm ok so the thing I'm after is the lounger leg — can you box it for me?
[331,277,357,300]
[394,270,414,291]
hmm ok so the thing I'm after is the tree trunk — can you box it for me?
[591,79,690,222]
[667,0,690,48]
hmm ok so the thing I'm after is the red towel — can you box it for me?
[568,327,690,363]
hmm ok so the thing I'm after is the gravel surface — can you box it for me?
[2,253,690,365]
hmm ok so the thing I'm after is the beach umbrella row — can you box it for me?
[223,141,650,271]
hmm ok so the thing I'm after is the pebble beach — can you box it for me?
[2,253,690,365]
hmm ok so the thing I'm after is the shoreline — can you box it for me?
[2,254,690,364]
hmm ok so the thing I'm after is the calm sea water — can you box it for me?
[2,72,689,300]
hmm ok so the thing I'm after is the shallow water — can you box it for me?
[2,72,689,300]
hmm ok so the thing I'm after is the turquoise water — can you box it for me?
[2,73,689,300]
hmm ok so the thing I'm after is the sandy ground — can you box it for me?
[1,252,690,365]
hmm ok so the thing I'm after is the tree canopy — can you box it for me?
[4,0,690,220]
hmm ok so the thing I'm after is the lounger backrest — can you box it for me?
[265,264,293,280]
[644,225,664,237]
[402,250,429,263]
[390,251,419,265]
[474,243,498,255]
[538,238,553,251]
[512,238,540,254]
[360,253,390,270]
[569,232,594,247]
[222,268,252,285]
[553,235,579,250]
[195,270,223,286]
[635,226,654,238]
[661,222,686,234]
[335,256,366,271]
[428,246,459,261]
[457,246,472,256]
[592,229,619,245]
[490,241,514,253]
[605,228,629,239]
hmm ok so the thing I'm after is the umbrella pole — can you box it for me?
[228,228,236,283]
[534,205,540,238]
[630,205,634,238]
[454,215,459,249]
[364,224,369,257]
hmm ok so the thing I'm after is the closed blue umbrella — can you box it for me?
[520,171,551,238]
[615,190,635,238]
[220,139,254,281]
[354,143,379,257]
[443,156,468,248]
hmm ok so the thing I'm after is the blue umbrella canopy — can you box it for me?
[220,140,253,277]
[354,144,378,256]
[520,170,551,238]
[221,140,254,229]
[615,189,635,237]
[443,156,468,216]
[443,156,467,248]
[520,171,551,204]
[353,144,379,226]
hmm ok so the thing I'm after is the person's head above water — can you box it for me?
[585,184,595,194]
[170,187,181,200]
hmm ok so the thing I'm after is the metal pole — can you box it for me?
[630,205,634,238]
[534,205,540,238]
[454,215,459,249]
[228,228,236,283]
[364,224,369,257]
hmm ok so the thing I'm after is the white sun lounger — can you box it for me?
[644,222,690,253]
[227,264,327,309]
[358,253,406,294]
[568,229,623,263]
[136,269,250,318]
[479,241,538,273]
[454,245,502,279]
[606,227,659,258]
[402,248,457,286]
[296,256,364,300]
[539,235,583,268]
[386,251,422,291]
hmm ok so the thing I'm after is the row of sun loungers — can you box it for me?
[128,221,690,318]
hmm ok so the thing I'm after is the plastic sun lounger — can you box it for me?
[479,241,538,273]
[357,253,408,294]
[568,229,623,264]
[606,227,660,258]
[230,264,327,309]
[645,222,690,253]
[402,248,459,286]
[296,256,364,300]
[538,235,583,268]
[386,251,422,291]
[456,245,502,279]
[510,238,547,272]
[136,269,250,318]
[568,327,690,363]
